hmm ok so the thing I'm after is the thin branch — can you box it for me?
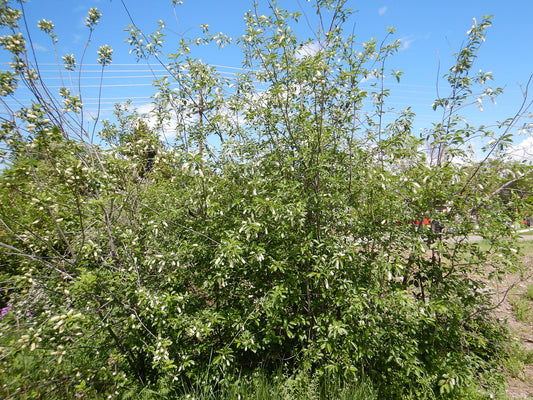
[459,73,533,196]
[0,241,74,279]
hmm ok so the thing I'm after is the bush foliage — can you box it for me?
[0,0,531,398]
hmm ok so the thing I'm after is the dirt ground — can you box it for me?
[490,245,533,399]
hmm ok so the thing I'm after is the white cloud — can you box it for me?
[359,67,391,83]
[131,99,243,144]
[133,103,154,116]
[33,43,48,52]
[506,136,533,163]
[132,103,180,142]
[399,37,415,51]
[378,6,387,16]
[72,34,83,45]
[359,72,379,83]
[296,41,322,58]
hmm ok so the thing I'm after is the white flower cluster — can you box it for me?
[97,44,113,66]
[0,33,25,55]
[86,8,102,29]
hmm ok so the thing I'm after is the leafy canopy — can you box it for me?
[0,1,532,399]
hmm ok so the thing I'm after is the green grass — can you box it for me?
[472,239,525,253]
[520,240,533,256]
[509,281,533,324]
[171,372,378,400]
[510,293,533,323]
[505,339,533,381]
[508,238,533,321]
[472,236,533,254]
[527,283,533,300]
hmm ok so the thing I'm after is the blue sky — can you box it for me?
[1,0,532,159]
